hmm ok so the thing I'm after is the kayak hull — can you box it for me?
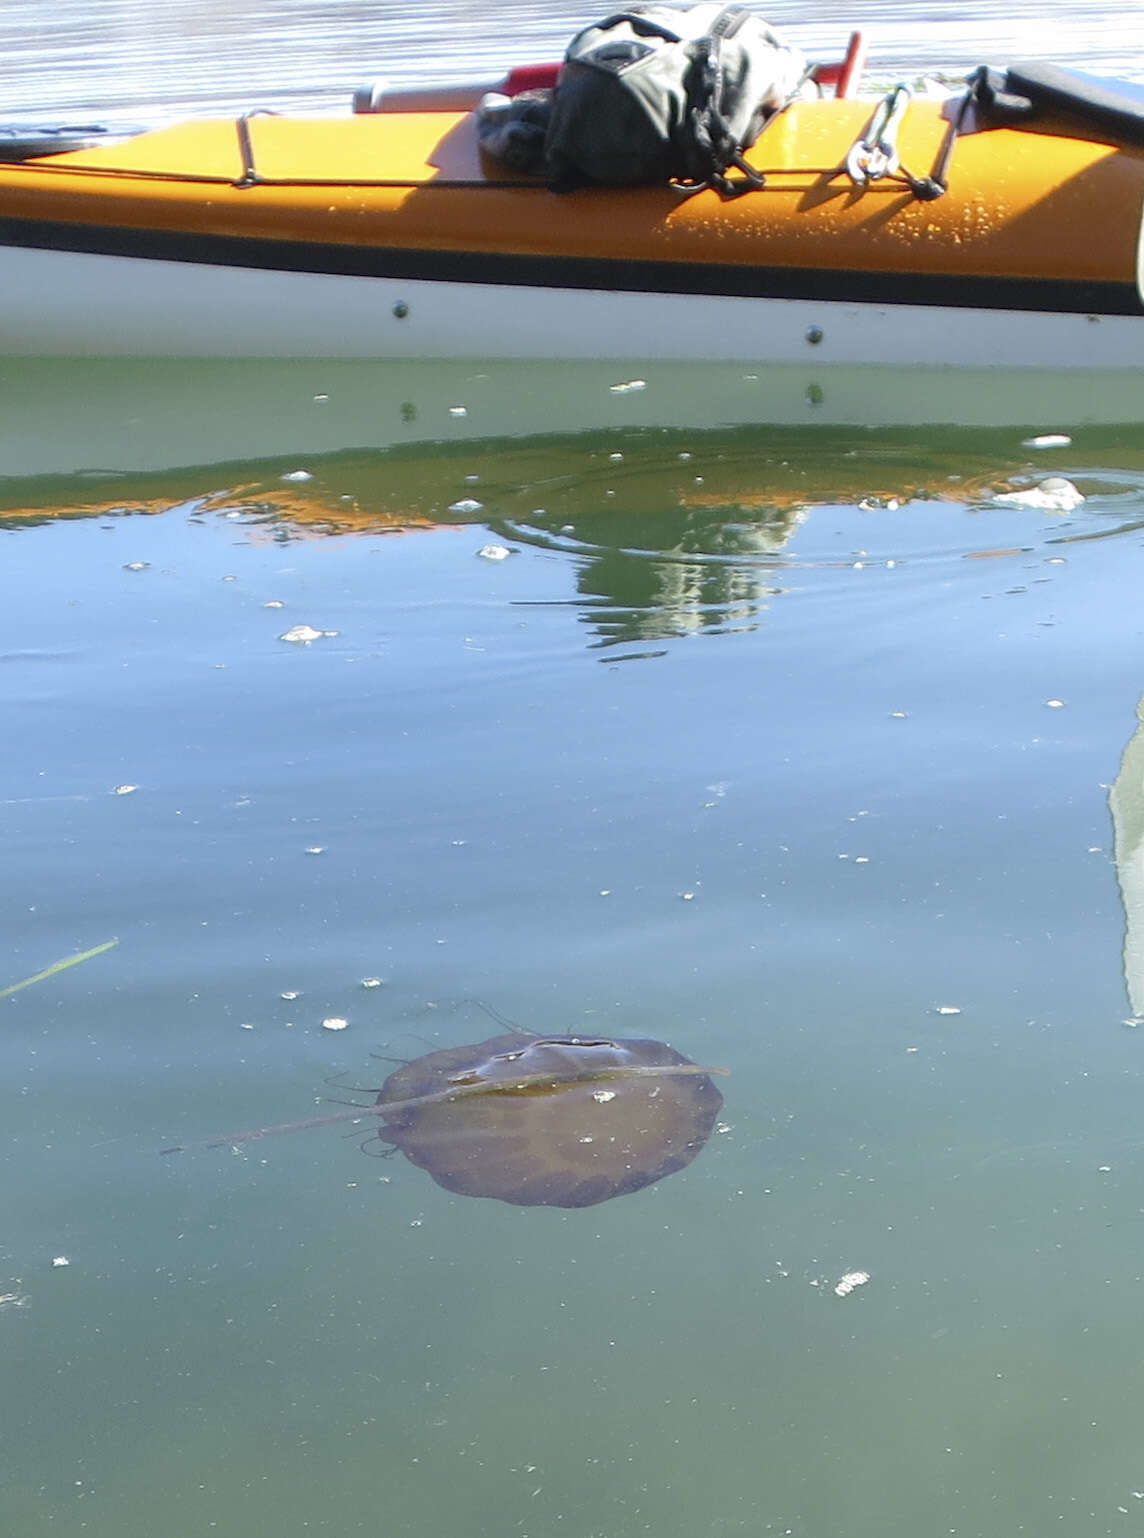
[3,242,1143,365]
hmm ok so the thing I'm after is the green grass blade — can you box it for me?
[0,939,119,1000]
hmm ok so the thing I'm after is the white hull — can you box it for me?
[3,244,1144,370]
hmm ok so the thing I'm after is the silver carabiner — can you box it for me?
[845,83,912,184]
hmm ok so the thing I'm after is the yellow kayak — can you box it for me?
[2,62,1143,362]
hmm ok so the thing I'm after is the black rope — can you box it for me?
[234,108,278,188]
[2,153,904,193]
[2,156,547,191]
[3,99,911,200]
[897,83,981,201]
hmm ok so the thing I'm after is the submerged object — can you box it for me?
[164,1031,727,1209]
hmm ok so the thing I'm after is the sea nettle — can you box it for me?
[164,1031,727,1208]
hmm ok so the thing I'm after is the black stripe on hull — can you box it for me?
[1,215,1141,317]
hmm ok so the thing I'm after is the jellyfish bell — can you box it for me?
[374,1032,726,1208]
[163,1031,727,1209]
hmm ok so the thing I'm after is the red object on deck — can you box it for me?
[502,62,562,94]
[814,30,867,98]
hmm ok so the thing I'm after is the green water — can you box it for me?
[5,368,1144,1536]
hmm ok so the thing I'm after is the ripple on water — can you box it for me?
[6,422,1144,650]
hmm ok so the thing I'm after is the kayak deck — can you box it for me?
[0,98,1140,293]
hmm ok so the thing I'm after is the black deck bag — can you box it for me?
[971,61,1144,146]
[543,3,806,190]
[475,89,554,174]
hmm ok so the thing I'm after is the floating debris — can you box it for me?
[1045,699,1066,709]
[304,846,326,856]
[280,469,313,482]
[322,1016,349,1032]
[112,784,138,796]
[123,561,150,572]
[0,1291,28,1309]
[51,1256,70,1269]
[609,378,647,394]
[993,477,1084,512]
[934,1005,962,1016]
[0,939,118,1001]
[477,544,512,561]
[263,600,285,609]
[279,625,325,645]
[449,498,484,514]
[280,990,300,1001]
[1021,433,1071,449]
[833,1269,870,1298]
[239,1022,255,1031]
[448,406,468,418]
[360,977,383,989]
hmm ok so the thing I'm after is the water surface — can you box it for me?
[3,0,1144,116]
[6,386,1144,1537]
